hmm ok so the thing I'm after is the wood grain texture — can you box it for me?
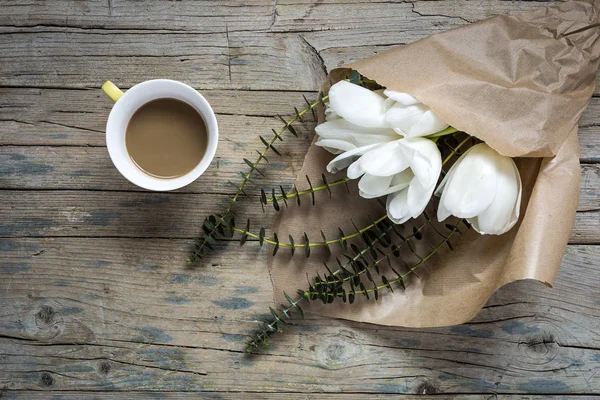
[1,0,599,398]
[5,394,599,400]
[0,239,598,393]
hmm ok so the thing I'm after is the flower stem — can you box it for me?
[265,177,351,205]
[426,126,458,139]
[232,214,388,249]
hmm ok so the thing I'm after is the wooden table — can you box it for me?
[1,1,599,398]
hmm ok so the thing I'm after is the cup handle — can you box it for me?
[102,81,124,102]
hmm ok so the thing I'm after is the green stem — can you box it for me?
[232,214,388,248]
[266,177,351,205]
[426,126,458,139]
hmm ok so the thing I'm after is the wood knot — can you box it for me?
[40,372,54,387]
[99,361,112,375]
[523,332,558,355]
[326,343,346,362]
[36,305,56,325]
[416,382,438,395]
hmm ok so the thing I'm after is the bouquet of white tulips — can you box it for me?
[266,0,596,333]
[316,80,522,234]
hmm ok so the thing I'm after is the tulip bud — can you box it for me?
[435,143,522,235]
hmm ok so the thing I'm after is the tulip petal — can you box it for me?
[407,110,450,137]
[358,141,409,177]
[359,169,413,199]
[326,143,379,174]
[386,189,412,224]
[385,103,428,135]
[314,139,356,154]
[383,90,420,106]
[315,119,399,149]
[474,156,521,235]
[399,138,442,189]
[358,173,394,198]
[324,103,339,121]
[434,145,478,197]
[439,144,498,218]
[329,81,388,128]
[437,200,452,222]
[406,177,435,219]
[347,159,366,179]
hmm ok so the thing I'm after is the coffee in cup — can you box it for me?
[102,80,218,191]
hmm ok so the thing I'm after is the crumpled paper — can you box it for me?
[268,1,600,327]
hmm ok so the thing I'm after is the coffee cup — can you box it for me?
[102,79,218,191]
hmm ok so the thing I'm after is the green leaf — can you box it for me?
[295,184,301,206]
[322,174,332,198]
[382,276,393,292]
[349,70,361,84]
[269,307,286,324]
[338,228,347,251]
[303,94,317,119]
[260,188,267,205]
[243,158,254,169]
[306,176,315,206]
[271,188,280,211]
[294,106,304,122]
[279,186,288,207]
[304,232,311,258]
[320,230,330,255]
[256,150,268,163]
[359,282,369,300]
[413,226,423,240]
[278,115,298,137]
[289,235,295,256]
[273,232,280,256]
[271,128,283,141]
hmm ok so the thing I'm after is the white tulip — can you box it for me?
[326,137,442,224]
[435,143,522,235]
[313,81,454,225]
[315,118,398,154]
[384,90,449,137]
[328,80,388,128]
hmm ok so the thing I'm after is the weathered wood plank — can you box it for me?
[2,86,599,162]
[1,146,598,208]
[0,30,326,90]
[0,1,275,33]
[0,239,598,393]
[3,0,599,93]
[0,88,318,147]
[3,394,599,400]
[0,190,597,243]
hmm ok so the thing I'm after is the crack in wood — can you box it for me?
[225,23,231,84]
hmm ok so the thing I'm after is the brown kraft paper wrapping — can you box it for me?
[268,1,600,327]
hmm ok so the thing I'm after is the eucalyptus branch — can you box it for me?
[245,216,469,353]
[188,94,328,263]
[261,175,351,210]
[232,214,388,257]
[302,219,466,302]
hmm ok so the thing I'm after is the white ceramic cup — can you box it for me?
[102,79,218,191]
